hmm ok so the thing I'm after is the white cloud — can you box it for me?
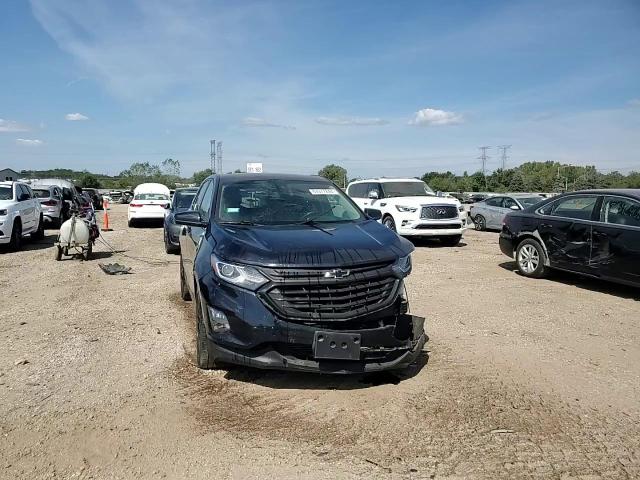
[0,118,31,132]
[65,112,89,121]
[409,108,463,126]
[628,98,640,107]
[241,117,295,130]
[315,116,389,126]
[16,138,43,146]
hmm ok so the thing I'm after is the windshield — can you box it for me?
[32,189,51,198]
[518,196,544,208]
[216,179,363,225]
[381,181,435,198]
[134,193,169,201]
[174,191,196,210]
[0,186,13,200]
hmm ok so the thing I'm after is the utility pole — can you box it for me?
[478,146,491,190]
[216,142,223,174]
[210,140,216,174]
[497,145,511,170]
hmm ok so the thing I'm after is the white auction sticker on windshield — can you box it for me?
[309,188,338,195]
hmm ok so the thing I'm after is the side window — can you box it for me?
[600,197,640,228]
[18,184,30,200]
[503,197,518,209]
[485,197,502,207]
[548,196,598,221]
[368,183,382,198]
[193,181,210,212]
[198,182,215,219]
[348,183,365,198]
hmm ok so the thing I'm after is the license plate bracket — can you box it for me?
[312,331,361,361]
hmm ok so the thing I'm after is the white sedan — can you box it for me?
[127,192,171,227]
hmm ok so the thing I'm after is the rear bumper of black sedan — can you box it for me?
[499,233,516,258]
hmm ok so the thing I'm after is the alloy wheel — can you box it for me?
[518,244,540,274]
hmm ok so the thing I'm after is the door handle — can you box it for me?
[541,223,552,229]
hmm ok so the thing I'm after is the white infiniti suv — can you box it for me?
[0,181,44,250]
[346,178,467,246]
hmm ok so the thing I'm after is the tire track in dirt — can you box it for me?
[169,297,640,478]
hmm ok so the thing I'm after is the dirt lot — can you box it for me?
[1,204,639,479]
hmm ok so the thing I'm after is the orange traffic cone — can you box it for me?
[102,198,113,231]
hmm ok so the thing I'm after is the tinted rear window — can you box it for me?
[173,191,196,209]
[32,189,51,198]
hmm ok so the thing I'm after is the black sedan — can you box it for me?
[499,189,640,287]
[164,187,198,253]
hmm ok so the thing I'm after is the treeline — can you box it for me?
[421,162,640,193]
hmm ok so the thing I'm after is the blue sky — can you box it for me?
[1,0,639,177]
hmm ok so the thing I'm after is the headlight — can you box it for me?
[458,205,465,212]
[211,255,268,290]
[0,209,7,216]
[395,205,417,213]
[393,254,412,276]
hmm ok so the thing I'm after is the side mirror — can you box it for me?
[368,190,379,200]
[364,208,382,221]
[174,210,207,227]
[509,205,520,211]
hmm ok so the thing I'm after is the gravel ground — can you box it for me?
[1,204,638,479]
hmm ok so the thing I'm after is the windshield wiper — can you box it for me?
[296,208,337,235]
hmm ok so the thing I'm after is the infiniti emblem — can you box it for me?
[437,208,446,215]
[324,269,350,279]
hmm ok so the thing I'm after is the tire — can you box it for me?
[32,215,45,240]
[9,220,22,251]
[474,214,486,231]
[55,246,63,261]
[382,215,397,232]
[165,229,179,254]
[440,235,462,247]
[128,219,134,228]
[180,258,192,301]
[515,238,547,279]
[195,288,218,370]
[53,216,62,229]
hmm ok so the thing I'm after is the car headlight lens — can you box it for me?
[395,205,417,213]
[393,254,412,276]
[458,205,465,212]
[211,255,268,290]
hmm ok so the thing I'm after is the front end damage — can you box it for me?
[198,263,427,373]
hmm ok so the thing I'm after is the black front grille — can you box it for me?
[420,205,458,220]
[415,223,461,230]
[261,263,399,320]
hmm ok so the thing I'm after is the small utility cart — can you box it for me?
[55,210,98,261]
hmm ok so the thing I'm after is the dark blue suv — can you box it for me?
[175,173,426,373]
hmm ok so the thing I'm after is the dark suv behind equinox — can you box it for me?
[175,173,426,373]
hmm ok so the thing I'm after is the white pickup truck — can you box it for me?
[0,181,44,250]
[347,178,468,246]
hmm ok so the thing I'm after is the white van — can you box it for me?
[128,183,171,227]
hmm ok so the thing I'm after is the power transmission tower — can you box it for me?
[216,141,223,174]
[497,145,511,170]
[210,140,216,174]
[478,146,491,190]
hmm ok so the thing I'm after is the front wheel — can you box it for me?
[516,239,547,278]
[165,229,179,254]
[382,215,397,232]
[440,235,462,247]
[83,242,92,261]
[55,246,63,261]
[195,289,219,370]
[9,222,22,251]
[180,259,191,301]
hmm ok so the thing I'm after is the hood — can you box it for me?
[381,195,460,207]
[212,219,413,268]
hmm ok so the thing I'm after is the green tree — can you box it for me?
[79,173,101,189]
[192,168,213,185]
[161,158,181,177]
[318,164,347,186]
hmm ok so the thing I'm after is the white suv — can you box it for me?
[0,181,44,250]
[347,178,468,246]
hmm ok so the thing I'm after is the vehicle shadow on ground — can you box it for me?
[222,350,430,390]
[0,233,57,253]
[411,238,468,248]
[498,261,640,301]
